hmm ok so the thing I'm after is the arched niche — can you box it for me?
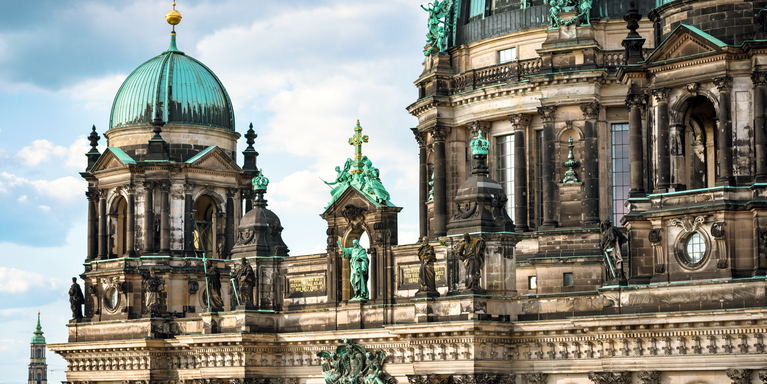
[194,194,220,258]
[108,194,128,258]
[340,224,373,302]
[670,95,718,190]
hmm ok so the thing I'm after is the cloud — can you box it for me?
[0,268,67,309]
[15,136,90,170]
[0,172,85,202]
[39,205,51,211]
[17,195,27,203]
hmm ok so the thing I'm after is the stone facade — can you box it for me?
[50,0,767,383]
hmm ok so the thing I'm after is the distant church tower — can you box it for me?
[28,312,47,384]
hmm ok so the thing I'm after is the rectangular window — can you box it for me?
[535,130,544,227]
[499,47,517,64]
[469,0,485,18]
[563,272,573,287]
[495,134,514,219]
[611,123,630,226]
[528,276,537,290]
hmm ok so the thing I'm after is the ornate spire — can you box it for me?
[165,2,182,52]
[622,0,645,64]
[242,122,259,171]
[146,102,169,161]
[245,122,257,151]
[31,311,45,344]
[252,169,270,207]
[470,130,489,176]
[563,137,580,183]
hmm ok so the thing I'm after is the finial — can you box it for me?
[563,137,580,183]
[166,2,182,30]
[88,125,100,150]
[245,122,257,150]
[151,102,165,139]
[470,129,490,156]
[252,169,269,191]
[348,120,369,175]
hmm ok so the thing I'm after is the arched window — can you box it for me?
[671,96,717,191]
[36,349,40,358]
[109,195,128,258]
[194,195,218,258]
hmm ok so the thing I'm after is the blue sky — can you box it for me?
[0,1,425,382]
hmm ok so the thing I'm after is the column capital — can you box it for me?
[85,190,98,201]
[726,369,752,384]
[183,182,196,194]
[625,94,644,109]
[97,188,108,199]
[467,120,491,139]
[428,125,451,142]
[159,181,171,192]
[411,128,427,147]
[587,372,632,384]
[508,113,532,132]
[142,181,155,190]
[713,75,733,92]
[124,184,136,195]
[537,106,557,122]
[752,72,767,86]
[637,371,661,384]
[523,373,548,384]
[651,88,670,102]
[579,101,601,120]
[226,187,238,198]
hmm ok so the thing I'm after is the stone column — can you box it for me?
[225,188,236,258]
[626,94,646,197]
[125,184,136,256]
[670,123,685,189]
[430,125,451,237]
[86,190,98,261]
[509,114,531,232]
[142,182,155,254]
[538,106,558,229]
[652,88,671,192]
[413,129,428,239]
[97,189,108,260]
[714,76,734,186]
[753,72,767,182]
[184,183,195,257]
[159,181,171,254]
[243,189,253,214]
[580,101,601,225]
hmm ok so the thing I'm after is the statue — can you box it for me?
[137,267,165,315]
[325,159,353,208]
[317,339,395,384]
[548,0,562,27]
[417,236,438,294]
[337,239,370,300]
[204,260,225,311]
[234,257,256,306]
[68,277,84,320]
[421,0,454,56]
[359,157,390,204]
[548,0,592,28]
[579,0,592,25]
[457,233,486,291]
[600,220,628,282]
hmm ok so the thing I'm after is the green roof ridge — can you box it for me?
[31,312,45,344]
[185,145,217,163]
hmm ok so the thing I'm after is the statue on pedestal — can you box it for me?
[137,267,165,315]
[600,220,628,283]
[417,237,438,295]
[338,239,370,301]
[68,277,84,320]
[233,257,256,307]
[204,260,224,311]
[457,233,486,292]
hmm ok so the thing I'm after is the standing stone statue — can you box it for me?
[600,220,628,283]
[68,277,84,320]
[138,267,165,315]
[234,257,256,307]
[205,260,225,311]
[457,233,486,291]
[338,239,370,300]
[417,237,438,296]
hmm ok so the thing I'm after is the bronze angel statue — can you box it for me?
[317,340,395,384]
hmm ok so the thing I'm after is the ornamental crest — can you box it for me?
[318,339,395,384]
[548,0,592,28]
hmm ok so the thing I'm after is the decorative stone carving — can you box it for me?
[467,121,490,139]
[318,339,395,384]
[651,88,670,102]
[686,82,698,96]
[508,113,532,131]
[580,101,601,119]
[625,94,644,109]
[636,371,660,384]
[524,373,547,384]
[649,228,665,273]
[413,130,427,147]
[758,370,767,383]
[233,257,256,307]
[421,0,453,55]
[342,205,368,227]
[416,237,438,296]
[429,125,451,142]
[537,106,557,122]
[711,221,727,268]
[137,267,165,315]
[587,372,631,384]
[726,369,752,384]
[752,72,767,86]
[713,75,733,92]
[669,215,706,232]
[600,220,627,283]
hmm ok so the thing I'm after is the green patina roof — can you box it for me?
[184,145,216,163]
[107,147,137,164]
[109,34,235,131]
[31,312,45,344]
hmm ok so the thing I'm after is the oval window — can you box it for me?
[684,232,706,265]
[104,287,119,311]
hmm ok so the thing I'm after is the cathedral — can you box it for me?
[49,0,767,383]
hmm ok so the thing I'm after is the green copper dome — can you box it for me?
[109,34,235,131]
[31,312,45,344]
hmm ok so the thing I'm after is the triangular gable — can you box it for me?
[322,185,383,217]
[90,147,136,172]
[644,24,727,65]
[185,146,241,171]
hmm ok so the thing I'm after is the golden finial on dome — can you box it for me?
[166,2,182,30]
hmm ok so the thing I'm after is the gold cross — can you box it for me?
[348,120,368,174]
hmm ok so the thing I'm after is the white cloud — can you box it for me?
[0,172,85,202]
[17,195,27,203]
[0,267,64,294]
[63,74,126,112]
[39,205,51,211]
[15,136,89,170]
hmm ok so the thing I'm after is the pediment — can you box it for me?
[185,146,241,171]
[90,147,135,172]
[645,24,726,65]
[321,186,379,218]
